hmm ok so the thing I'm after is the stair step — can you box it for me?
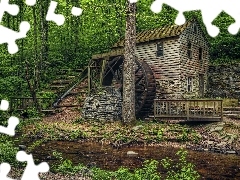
[55,104,81,108]
[223,114,240,118]
[50,85,66,89]
[68,91,87,95]
[223,111,240,114]
[52,80,72,84]
[67,76,76,79]
[223,107,240,111]
[41,109,55,114]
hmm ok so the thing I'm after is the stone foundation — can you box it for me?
[82,87,122,121]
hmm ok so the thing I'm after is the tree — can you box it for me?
[122,1,136,123]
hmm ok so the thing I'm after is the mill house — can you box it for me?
[87,19,222,121]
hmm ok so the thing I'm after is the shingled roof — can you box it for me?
[112,20,192,48]
[92,20,196,60]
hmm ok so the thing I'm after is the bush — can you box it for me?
[0,135,19,166]
[161,149,200,180]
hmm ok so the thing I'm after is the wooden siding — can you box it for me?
[134,37,181,99]
[179,22,209,98]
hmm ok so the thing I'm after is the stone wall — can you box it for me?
[206,64,240,98]
[82,87,122,121]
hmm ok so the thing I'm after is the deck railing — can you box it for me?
[154,99,223,121]
[10,97,54,112]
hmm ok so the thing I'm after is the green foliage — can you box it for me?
[51,149,199,180]
[22,107,41,118]
[69,129,88,140]
[0,135,19,166]
[161,149,200,180]
[52,151,85,174]
[28,139,45,152]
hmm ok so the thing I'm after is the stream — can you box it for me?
[30,140,240,179]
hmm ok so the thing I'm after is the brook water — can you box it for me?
[32,141,240,179]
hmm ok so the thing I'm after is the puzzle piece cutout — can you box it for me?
[129,0,138,3]
[25,0,36,6]
[0,100,19,136]
[0,116,19,136]
[150,0,240,37]
[0,0,19,22]
[71,6,82,16]
[16,151,49,180]
[0,99,9,111]
[46,1,65,26]
[0,0,32,54]
[46,1,82,25]
[0,21,30,54]
[0,163,14,180]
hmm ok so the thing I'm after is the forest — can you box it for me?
[0,0,239,101]
[1,1,240,179]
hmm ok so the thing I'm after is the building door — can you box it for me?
[199,74,204,97]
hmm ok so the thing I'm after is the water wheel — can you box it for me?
[102,55,156,118]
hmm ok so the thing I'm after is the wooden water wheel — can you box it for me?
[102,55,156,118]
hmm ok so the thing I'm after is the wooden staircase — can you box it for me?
[9,68,89,116]
[49,68,88,113]
[223,107,240,119]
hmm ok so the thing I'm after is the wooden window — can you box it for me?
[193,24,198,33]
[199,47,203,60]
[156,42,163,57]
[187,42,192,59]
[187,77,193,92]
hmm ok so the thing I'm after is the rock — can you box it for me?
[228,137,235,144]
[226,151,236,154]
[236,150,240,155]
[207,141,214,145]
[214,126,223,131]
[217,122,225,126]
[216,142,226,147]
[127,151,138,157]
[132,125,143,131]
[19,145,26,151]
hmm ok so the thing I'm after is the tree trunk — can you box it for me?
[122,1,136,123]
[25,61,40,112]
[25,6,40,112]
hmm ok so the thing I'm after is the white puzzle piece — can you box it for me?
[0,163,14,180]
[0,116,19,136]
[25,0,36,6]
[0,21,30,54]
[0,100,9,111]
[46,1,65,26]
[16,151,49,180]
[150,0,240,37]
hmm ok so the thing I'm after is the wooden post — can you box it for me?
[88,65,91,96]
[154,99,156,118]
[100,59,107,85]
[186,100,189,121]
[221,100,223,121]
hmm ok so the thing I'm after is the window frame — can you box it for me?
[193,24,198,33]
[198,47,203,61]
[187,77,193,92]
[187,42,192,59]
[156,42,164,57]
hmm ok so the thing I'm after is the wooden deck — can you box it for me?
[10,97,55,112]
[154,99,223,121]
